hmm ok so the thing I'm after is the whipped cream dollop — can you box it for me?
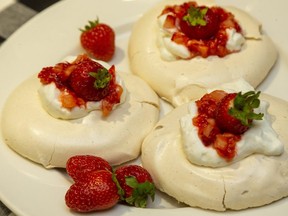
[38,57,127,120]
[180,79,284,167]
[226,28,245,52]
[157,13,190,61]
[157,13,245,61]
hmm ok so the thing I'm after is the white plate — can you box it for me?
[0,0,288,215]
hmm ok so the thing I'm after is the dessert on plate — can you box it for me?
[1,55,160,168]
[141,79,288,211]
[129,0,277,106]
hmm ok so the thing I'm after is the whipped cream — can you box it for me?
[226,28,245,52]
[157,13,190,61]
[180,80,284,167]
[38,57,126,120]
[157,14,245,61]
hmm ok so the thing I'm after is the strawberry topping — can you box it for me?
[193,90,263,160]
[37,54,123,116]
[180,6,220,40]
[160,1,243,58]
[215,91,264,134]
[68,57,112,101]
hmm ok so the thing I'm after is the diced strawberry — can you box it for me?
[59,91,83,109]
[214,133,240,160]
[193,114,221,146]
[218,8,242,32]
[163,14,176,29]
[101,84,123,116]
[38,63,71,89]
[171,32,189,45]
[194,90,263,160]
[195,90,227,118]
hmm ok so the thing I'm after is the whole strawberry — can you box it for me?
[180,5,220,40]
[80,18,115,61]
[215,91,264,134]
[115,165,155,208]
[65,170,119,212]
[66,155,112,182]
[68,56,112,101]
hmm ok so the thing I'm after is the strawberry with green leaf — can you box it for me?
[80,18,115,62]
[65,156,156,212]
[180,5,220,40]
[68,56,112,101]
[115,165,155,208]
[215,91,264,134]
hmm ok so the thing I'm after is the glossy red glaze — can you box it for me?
[193,90,241,160]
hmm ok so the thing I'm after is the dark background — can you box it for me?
[0,0,61,45]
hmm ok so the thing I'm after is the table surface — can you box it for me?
[0,1,61,216]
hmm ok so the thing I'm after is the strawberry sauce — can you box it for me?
[193,90,241,160]
[160,1,243,58]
